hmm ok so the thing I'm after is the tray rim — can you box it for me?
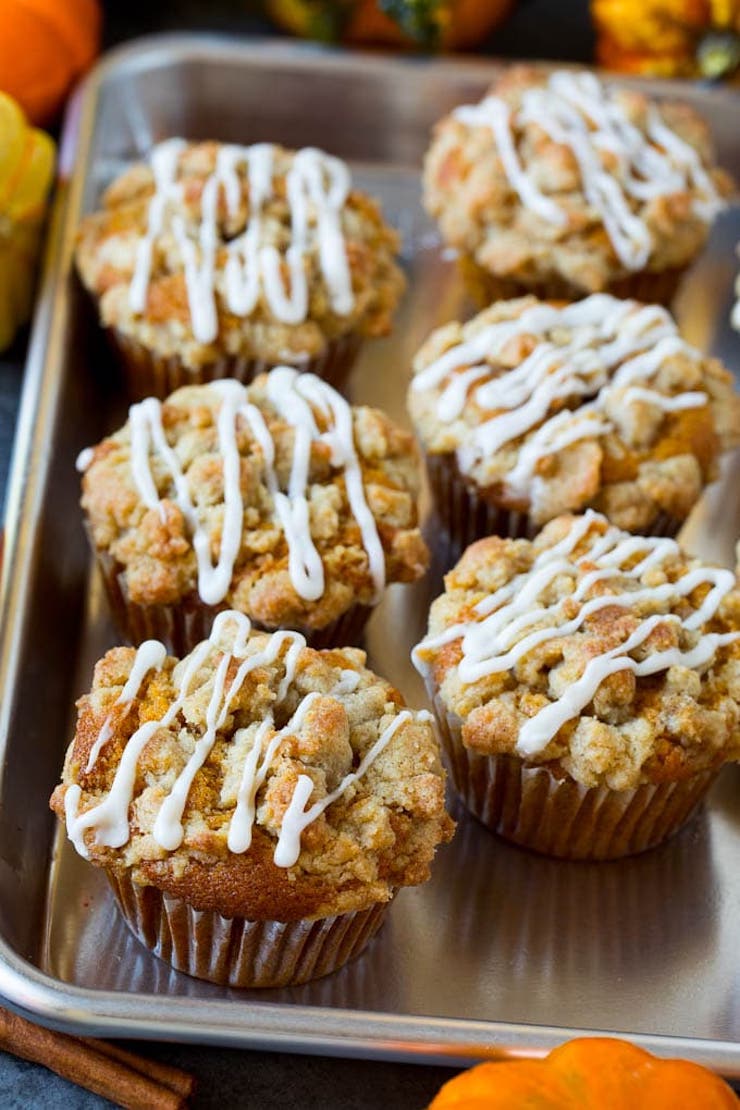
[1,31,739,1068]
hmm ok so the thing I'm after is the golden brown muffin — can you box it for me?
[423,66,733,304]
[413,511,740,859]
[51,611,454,986]
[407,294,740,549]
[80,367,429,653]
[76,140,406,396]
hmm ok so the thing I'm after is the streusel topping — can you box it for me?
[51,612,454,920]
[408,295,739,530]
[76,141,405,368]
[413,512,740,790]
[81,369,429,630]
[423,67,732,291]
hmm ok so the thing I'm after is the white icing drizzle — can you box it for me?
[412,295,707,490]
[453,70,724,270]
[84,640,168,773]
[75,447,95,473]
[130,138,186,313]
[412,511,739,757]
[128,369,386,606]
[332,668,362,695]
[273,708,433,868]
[65,611,425,869]
[65,612,305,858]
[128,141,355,342]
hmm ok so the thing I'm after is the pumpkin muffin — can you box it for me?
[79,367,429,654]
[50,611,454,986]
[407,294,740,550]
[75,140,405,398]
[423,66,732,305]
[412,510,740,860]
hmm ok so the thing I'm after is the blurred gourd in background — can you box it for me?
[0,93,55,351]
[0,0,101,125]
[264,0,515,49]
[592,0,740,79]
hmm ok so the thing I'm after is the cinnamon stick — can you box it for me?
[0,1006,194,1109]
[88,1038,196,1101]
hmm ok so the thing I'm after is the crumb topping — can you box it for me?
[408,295,739,530]
[81,370,429,630]
[50,613,454,920]
[75,141,405,368]
[413,512,740,790]
[423,67,732,291]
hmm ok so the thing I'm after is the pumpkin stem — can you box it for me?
[377,0,445,48]
[696,30,740,79]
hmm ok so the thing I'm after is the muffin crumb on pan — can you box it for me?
[423,66,733,304]
[75,141,406,396]
[80,367,429,653]
[413,510,740,859]
[407,294,740,548]
[50,611,454,986]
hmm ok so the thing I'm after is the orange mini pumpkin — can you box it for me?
[0,0,101,125]
[429,1038,738,1108]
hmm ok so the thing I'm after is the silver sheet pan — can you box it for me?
[1,33,739,1069]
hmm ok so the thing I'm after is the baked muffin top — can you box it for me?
[76,141,405,368]
[50,612,454,920]
[408,294,740,531]
[80,368,429,630]
[413,512,740,790]
[423,67,732,291]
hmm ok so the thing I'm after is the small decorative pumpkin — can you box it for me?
[265,0,515,50]
[429,1037,739,1108]
[0,92,55,352]
[0,0,101,125]
[592,0,740,80]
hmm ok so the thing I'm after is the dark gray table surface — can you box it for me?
[0,2,617,1106]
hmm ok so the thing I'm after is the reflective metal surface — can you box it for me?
[1,34,739,1067]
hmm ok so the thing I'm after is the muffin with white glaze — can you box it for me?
[75,141,405,398]
[423,67,732,306]
[413,511,740,860]
[50,611,454,987]
[79,367,429,654]
[407,294,740,550]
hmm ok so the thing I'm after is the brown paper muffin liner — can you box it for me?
[432,695,716,860]
[106,871,389,988]
[425,450,535,554]
[107,327,363,401]
[425,450,683,555]
[93,546,373,654]
[459,254,688,309]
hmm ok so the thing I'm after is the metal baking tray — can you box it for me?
[1,33,740,1070]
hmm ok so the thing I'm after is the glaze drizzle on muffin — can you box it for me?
[53,613,453,919]
[453,71,723,271]
[408,295,740,530]
[130,141,355,342]
[413,512,740,788]
[81,369,429,632]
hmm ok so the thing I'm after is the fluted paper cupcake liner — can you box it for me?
[107,871,389,988]
[432,695,716,860]
[93,546,373,654]
[425,451,535,555]
[425,451,683,555]
[459,254,687,309]
[107,327,363,401]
